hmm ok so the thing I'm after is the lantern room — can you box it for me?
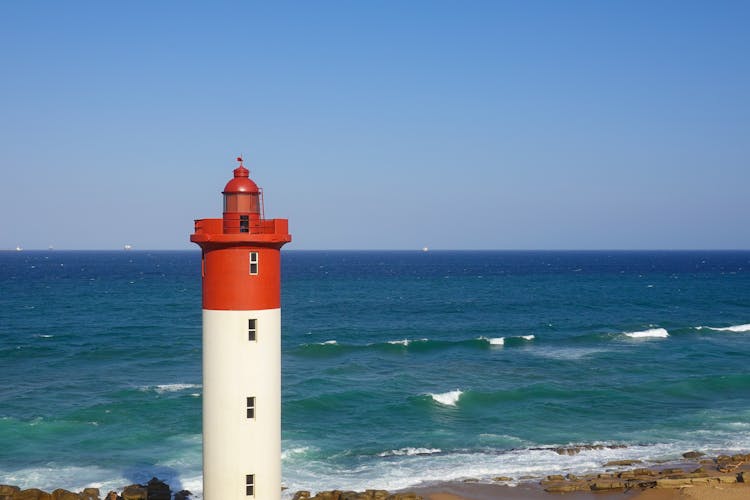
[222,157,264,234]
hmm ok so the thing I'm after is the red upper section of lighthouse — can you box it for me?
[223,163,260,194]
[190,157,291,310]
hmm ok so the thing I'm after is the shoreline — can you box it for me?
[290,452,749,500]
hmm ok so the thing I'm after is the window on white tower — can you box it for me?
[246,474,254,496]
[249,252,259,275]
[246,397,255,419]
[248,319,257,341]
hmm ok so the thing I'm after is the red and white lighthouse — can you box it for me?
[190,157,291,499]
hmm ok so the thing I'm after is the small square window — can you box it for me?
[240,215,249,233]
[248,319,257,341]
[246,397,255,419]
[246,474,254,496]
[249,252,259,275]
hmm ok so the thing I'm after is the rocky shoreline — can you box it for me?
[0,478,190,500]
[1,452,748,500]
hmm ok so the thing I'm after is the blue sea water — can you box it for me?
[1,250,749,497]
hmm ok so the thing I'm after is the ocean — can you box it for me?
[1,250,749,497]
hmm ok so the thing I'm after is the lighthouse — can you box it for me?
[190,157,291,499]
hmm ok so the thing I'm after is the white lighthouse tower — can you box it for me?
[190,157,291,499]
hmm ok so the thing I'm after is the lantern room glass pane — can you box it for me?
[224,193,260,213]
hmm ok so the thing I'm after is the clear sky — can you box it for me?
[1,1,748,250]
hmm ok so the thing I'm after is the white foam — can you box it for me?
[280,442,710,498]
[479,336,505,346]
[430,390,463,406]
[700,324,750,333]
[378,447,442,457]
[320,340,338,345]
[282,446,313,460]
[388,339,410,346]
[519,335,535,341]
[624,328,669,339]
[149,383,202,394]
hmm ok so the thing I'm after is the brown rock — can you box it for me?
[79,488,100,500]
[716,474,738,484]
[52,489,80,500]
[104,492,119,500]
[386,494,421,500]
[311,491,342,500]
[546,475,565,481]
[604,459,642,467]
[661,468,685,475]
[590,479,626,490]
[120,485,147,500]
[0,484,20,500]
[365,490,389,500]
[15,490,53,500]
[655,478,692,488]
[293,492,312,500]
[682,451,705,459]
[145,478,170,500]
[492,476,512,482]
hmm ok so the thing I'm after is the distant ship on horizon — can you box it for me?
[124,244,133,251]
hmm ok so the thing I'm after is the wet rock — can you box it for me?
[604,459,642,467]
[104,492,120,500]
[546,475,565,482]
[120,485,146,500]
[683,451,705,459]
[492,476,512,482]
[292,492,311,500]
[80,488,100,500]
[173,491,192,500]
[145,478,170,500]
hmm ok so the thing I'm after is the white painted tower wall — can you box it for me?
[202,308,281,500]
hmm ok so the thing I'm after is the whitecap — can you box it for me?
[388,339,410,346]
[479,336,505,346]
[519,335,535,341]
[378,447,442,457]
[319,340,337,345]
[700,324,750,333]
[147,383,202,394]
[430,389,463,406]
[624,328,669,339]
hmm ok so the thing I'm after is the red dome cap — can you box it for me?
[223,161,259,194]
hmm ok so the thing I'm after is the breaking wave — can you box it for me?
[624,328,669,339]
[698,324,750,333]
[429,390,463,406]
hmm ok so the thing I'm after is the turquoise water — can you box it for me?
[1,250,749,496]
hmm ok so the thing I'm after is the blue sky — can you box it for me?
[1,1,748,250]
